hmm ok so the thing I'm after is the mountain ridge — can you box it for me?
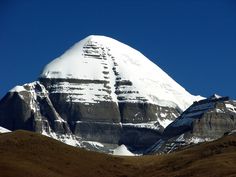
[146,94,236,154]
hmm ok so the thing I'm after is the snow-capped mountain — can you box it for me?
[0,35,201,154]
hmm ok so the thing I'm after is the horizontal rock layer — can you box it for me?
[0,81,179,152]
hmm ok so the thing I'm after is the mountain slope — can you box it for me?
[0,130,236,177]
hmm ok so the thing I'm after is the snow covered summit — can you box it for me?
[41,35,201,111]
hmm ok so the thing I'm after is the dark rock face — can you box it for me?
[120,125,162,152]
[0,92,33,131]
[191,111,236,139]
[119,102,179,123]
[74,122,122,144]
[0,82,72,135]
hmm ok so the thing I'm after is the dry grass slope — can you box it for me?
[0,130,236,177]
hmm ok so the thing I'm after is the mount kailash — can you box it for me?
[1,35,235,155]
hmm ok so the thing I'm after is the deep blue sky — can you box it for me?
[0,0,236,99]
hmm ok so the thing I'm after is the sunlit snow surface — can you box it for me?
[225,103,236,113]
[40,35,202,111]
[112,144,135,156]
[10,85,26,92]
[0,126,11,133]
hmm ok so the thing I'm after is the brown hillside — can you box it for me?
[0,130,236,177]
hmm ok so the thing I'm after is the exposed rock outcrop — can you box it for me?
[146,94,236,154]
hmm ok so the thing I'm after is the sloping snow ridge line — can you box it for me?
[10,85,26,92]
[41,35,202,111]
[0,126,11,133]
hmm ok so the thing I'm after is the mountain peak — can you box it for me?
[40,35,149,80]
[82,35,122,43]
[40,35,201,110]
[208,94,222,100]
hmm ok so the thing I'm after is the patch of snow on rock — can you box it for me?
[188,136,213,144]
[225,103,236,113]
[0,126,11,133]
[158,119,173,128]
[83,141,104,148]
[10,85,26,92]
[112,144,135,156]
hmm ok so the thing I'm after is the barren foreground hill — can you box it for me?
[0,130,236,177]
